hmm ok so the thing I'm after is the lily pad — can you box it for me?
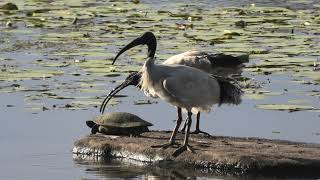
[0,69,64,81]
[66,98,119,110]
[256,104,320,112]
[1,3,18,10]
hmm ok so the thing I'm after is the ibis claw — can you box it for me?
[190,130,212,137]
[172,144,195,157]
[151,142,180,149]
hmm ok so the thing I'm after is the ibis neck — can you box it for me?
[146,40,156,58]
[143,32,157,58]
[145,57,155,68]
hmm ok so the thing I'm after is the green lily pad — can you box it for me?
[134,99,158,105]
[256,104,320,112]
[34,61,71,67]
[66,98,119,110]
[1,3,18,10]
[0,69,64,81]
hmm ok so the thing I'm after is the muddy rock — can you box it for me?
[73,131,320,177]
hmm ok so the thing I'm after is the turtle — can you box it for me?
[86,112,153,136]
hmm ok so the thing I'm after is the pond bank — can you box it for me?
[73,131,320,177]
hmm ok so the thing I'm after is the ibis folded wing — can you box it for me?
[162,68,220,112]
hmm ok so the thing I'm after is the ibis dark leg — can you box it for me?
[151,107,182,149]
[180,118,187,132]
[190,112,212,137]
[172,111,195,157]
[167,107,182,145]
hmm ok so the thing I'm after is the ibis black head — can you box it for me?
[100,71,142,114]
[112,31,157,65]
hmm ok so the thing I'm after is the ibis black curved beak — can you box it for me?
[100,72,142,114]
[100,81,130,114]
[112,31,157,65]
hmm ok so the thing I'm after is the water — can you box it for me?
[1,0,320,179]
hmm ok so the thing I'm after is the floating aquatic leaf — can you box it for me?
[25,102,49,112]
[24,92,75,102]
[308,92,320,97]
[66,98,119,110]
[256,104,320,112]
[34,61,71,68]
[0,69,64,81]
[1,3,18,10]
[80,88,105,93]
[293,70,320,82]
[244,90,282,100]
[134,99,158,105]
[272,131,281,134]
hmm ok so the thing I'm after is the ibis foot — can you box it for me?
[151,142,180,149]
[190,129,212,137]
[172,144,195,157]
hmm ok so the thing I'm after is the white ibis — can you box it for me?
[105,32,243,157]
[100,38,247,136]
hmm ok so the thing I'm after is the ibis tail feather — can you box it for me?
[214,76,243,106]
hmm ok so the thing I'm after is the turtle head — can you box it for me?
[100,71,142,114]
[112,31,157,65]
[86,121,99,134]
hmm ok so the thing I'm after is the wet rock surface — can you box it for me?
[73,131,320,177]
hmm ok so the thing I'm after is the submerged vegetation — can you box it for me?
[0,1,319,112]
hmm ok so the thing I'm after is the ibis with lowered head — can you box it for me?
[107,32,243,157]
[101,36,247,136]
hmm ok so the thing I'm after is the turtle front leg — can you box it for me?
[151,107,182,149]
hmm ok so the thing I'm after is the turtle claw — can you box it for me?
[151,142,180,149]
[172,144,195,157]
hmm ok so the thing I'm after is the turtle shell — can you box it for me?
[93,112,153,128]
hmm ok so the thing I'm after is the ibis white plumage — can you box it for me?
[100,35,247,136]
[105,32,243,156]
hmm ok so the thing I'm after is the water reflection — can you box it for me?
[74,157,320,180]
[74,158,218,180]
